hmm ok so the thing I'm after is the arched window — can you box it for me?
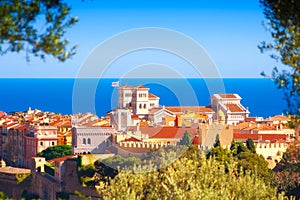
[144,104,146,109]
[83,138,86,144]
[139,104,142,109]
[87,138,91,145]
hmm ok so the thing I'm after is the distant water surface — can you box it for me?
[0,78,286,118]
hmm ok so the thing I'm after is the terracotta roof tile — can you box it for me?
[148,93,159,99]
[192,135,200,145]
[123,137,141,142]
[135,85,148,89]
[224,104,244,112]
[266,115,289,122]
[219,94,237,98]
[233,133,287,141]
[165,106,214,113]
[149,127,197,139]
[48,155,76,163]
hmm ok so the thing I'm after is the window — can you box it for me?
[144,104,146,109]
[52,142,55,146]
[87,138,91,145]
[40,141,43,146]
[139,104,142,109]
[83,138,86,144]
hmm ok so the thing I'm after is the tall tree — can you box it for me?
[0,0,78,62]
[37,144,72,160]
[259,0,300,116]
[246,138,256,154]
[178,131,192,146]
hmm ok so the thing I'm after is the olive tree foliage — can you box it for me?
[100,151,284,200]
[0,0,78,62]
[273,140,300,199]
[259,0,300,116]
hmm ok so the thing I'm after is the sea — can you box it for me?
[0,78,287,118]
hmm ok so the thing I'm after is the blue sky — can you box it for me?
[0,0,281,78]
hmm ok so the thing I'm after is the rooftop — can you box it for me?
[224,104,244,112]
[218,94,238,99]
[0,166,31,174]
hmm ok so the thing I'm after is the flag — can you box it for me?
[112,81,119,87]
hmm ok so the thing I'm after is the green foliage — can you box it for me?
[0,0,78,62]
[178,131,192,146]
[214,134,221,147]
[38,145,72,160]
[259,0,300,116]
[44,163,54,176]
[15,173,30,184]
[246,138,256,153]
[73,190,90,200]
[213,141,272,182]
[21,190,40,200]
[77,164,96,187]
[206,146,232,163]
[144,145,188,169]
[230,140,248,156]
[100,151,284,200]
[101,155,142,170]
[0,191,7,200]
[273,140,300,199]
[56,192,70,200]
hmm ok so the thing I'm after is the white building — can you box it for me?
[211,94,249,125]
[110,109,131,131]
[117,85,160,115]
[72,126,115,154]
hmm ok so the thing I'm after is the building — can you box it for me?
[72,126,115,154]
[198,124,233,150]
[24,125,58,168]
[233,132,290,165]
[117,85,160,115]
[6,124,26,167]
[211,94,250,125]
[234,121,295,137]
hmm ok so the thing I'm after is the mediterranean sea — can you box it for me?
[0,78,286,118]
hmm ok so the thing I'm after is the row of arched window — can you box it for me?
[139,103,147,109]
[83,138,91,145]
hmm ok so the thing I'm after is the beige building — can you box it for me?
[72,126,115,154]
[211,94,249,125]
[198,124,233,150]
[24,125,58,168]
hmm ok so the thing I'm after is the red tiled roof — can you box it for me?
[135,85,148,89]
[245,117,257,122]
[123,137,141,142]
[234,122,276,131]
[131,115,140,119]
[148,93,159,99]
[219,94,237,98]
[149,127,197,139]
[0,112,6,117]
[224,104,244,112]
[266,115,289,122]
[192,135,200,145]
[48,155,76,163]
[165,106,214,113]
[15,124,26,131]
[233,133,287,141]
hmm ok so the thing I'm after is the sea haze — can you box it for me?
[0,78,286,118]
